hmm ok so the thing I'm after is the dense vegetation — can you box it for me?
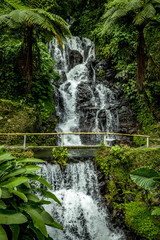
[1,0,160,137]
[95,145,160,240]
[0,146,63,240]
[0,0,160,239]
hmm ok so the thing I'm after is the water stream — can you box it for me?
[48,36,120,146]
[42,37,126,240]
[39,161,125,240]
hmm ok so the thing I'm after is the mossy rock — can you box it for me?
[125,201,160,240]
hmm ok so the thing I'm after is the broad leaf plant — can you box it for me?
[0,146,62,240]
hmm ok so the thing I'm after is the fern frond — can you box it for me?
[134,3,156,25]
[151,207,160,216]
[151,0,160,4]
[110,9,128,22]
[3,0,28,10]
[102,6,118,20]
[126,0,143,11]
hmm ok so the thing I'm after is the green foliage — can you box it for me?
[0,146,62,240]
[130,166,160,217]
[125,201,160,240]
[130,167,160,191]
[109,144,135,167]
[98,69,105,78]
[0,0,71,104]
[52,147,69,169]
[95,146,160,239]
[9,149,34,160]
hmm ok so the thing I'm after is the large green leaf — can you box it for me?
[9,224,20,240]
[0,200,7,209]
[0,153,14,163]
[0,162,12,171]
[0,146,4,153]
[2,168,26,181]
[29,223,45,240]
[26,193,39,202]
[27,174,51,189]
[23,206,48,237]
[1,188,12,198]
[0,188,2,198]
[0,225,8,240]
[18,158,44,163]
[39,189,62,205]
[41,210,63,230]
[0,209,27,224]
[0,177,28,188]
[130,167,160,190]
[24,165,41,174]
[11,190,28,202]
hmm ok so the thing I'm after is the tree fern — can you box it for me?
[100,0,160,89]
[0,0,71,102]
[134,3,156,25]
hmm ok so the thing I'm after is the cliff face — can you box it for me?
[0,99,41,145]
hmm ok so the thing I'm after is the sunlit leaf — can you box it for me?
[9,224,20,240]
[0,225,8,240]
[0,209,27,224]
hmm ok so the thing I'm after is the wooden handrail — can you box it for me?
[0,132,150,137]
[0,132,150,148]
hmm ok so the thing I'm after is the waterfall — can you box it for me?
[48,36,120,146]
[39,161,125,240]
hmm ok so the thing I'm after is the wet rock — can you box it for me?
[68,49,83,71]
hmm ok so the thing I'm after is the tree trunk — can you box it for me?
[25,25,33,103]
[136,25,147,90]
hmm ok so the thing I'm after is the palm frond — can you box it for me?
[102,6,118,20]
[134,3,156,25]
[3,0,28,10]
[126,0,143,11]
[151,0,160,4]
[110,9,128,22]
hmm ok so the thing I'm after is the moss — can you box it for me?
[95,146,160,239]
[0,99,40,145]
[125,201,160,240]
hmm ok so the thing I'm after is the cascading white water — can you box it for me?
[49,36,119,146]
[39,161,125,240]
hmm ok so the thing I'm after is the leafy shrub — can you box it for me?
[0,146,62,240]
[109,144,135,167]
[9,149,34,160]
[98,69,105,78]
[52,147,69,169]
[125,201,160,240]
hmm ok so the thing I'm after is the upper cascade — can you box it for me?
[48,36,136,146]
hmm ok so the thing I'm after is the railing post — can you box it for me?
[104,135,107,146]
[147,137,149,148]
[61,134,64,147]
[23,135,26,149]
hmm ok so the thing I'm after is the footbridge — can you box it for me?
[0,132,150,149]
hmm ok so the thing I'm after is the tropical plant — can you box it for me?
[130,166,160,216]
[0,146,62,240]
[130,166,160,190]
[52,147,68,169]
[0,0,71,102]
[109,144,135,167]
[101,0,160,89]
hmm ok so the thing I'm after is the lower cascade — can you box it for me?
[39,161,125,240]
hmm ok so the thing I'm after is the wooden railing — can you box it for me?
[0,132,150,149]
